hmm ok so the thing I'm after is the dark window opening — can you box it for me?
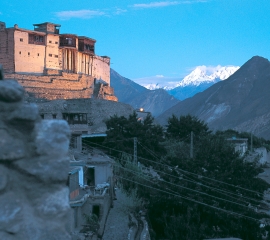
[55,55,58,58]
[55,41,58,44]
[28,34,44,45]
[19,51,21,54]
[49,54,52,57]
[86,168,95,186]
[37,53,39,56]
[60,36,76,47]
[40,114,44,119]
[62,113,87,124]
[20,38,23,42]
[92,205,100,219]
[70,135,78,149]
[49,40,52,43]
[52,114,57,119]
[28,52,30,56]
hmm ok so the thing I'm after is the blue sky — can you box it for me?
[1,0,270,81]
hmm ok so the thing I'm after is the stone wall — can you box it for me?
[0,28,15,73]
[0,65,72,240]
[5,72,96,100]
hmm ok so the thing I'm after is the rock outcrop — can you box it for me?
[0,65,71,240]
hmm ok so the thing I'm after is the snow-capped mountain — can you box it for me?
[133,65,239,100]
[176,65,240,87]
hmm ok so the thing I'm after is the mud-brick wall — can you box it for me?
[0,28,15,73]
[45,34,60,70]
[14,30,46,73]
[92,56,110,85]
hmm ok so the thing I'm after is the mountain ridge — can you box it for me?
[157,56,270,139]
[110,69,180,117]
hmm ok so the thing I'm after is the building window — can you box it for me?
[28,34,44,45]
[37,53,39,56]
[20,38,23,42]
[28,52,30,56]
[49,54,52,57]
[62,113,87,124]
[52,114,57,119]
[40,114,44,119]
[19,51,21,54]
[49,40,52,43]
[55,55,58,58]
[55,41,58,44]
[60,36,76,47]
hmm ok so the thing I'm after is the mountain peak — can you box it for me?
[176,65,240,87]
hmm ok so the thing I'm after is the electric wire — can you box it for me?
[81,141,264,204]
[113,161,264,210]
[81,141,264,207]
[117,175,261,222]
[82,139,264,196]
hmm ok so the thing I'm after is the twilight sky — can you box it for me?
[1,0,270,81]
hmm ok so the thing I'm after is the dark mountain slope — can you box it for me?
[110,69,180,117]
[157,56,270,139]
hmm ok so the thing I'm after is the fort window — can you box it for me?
[78,37,95,55]
[62,113,87,124]
[49,40,52,43]
[20,38,23,42]
[40,114,44,119]
[19,51,21,54]
[55,41,58,44]
[55,55,58,58]
[28,34,44,45]
[52,114,57,119]
[37,53,39,56]
[28,52,30,56]
[60,36,76,47]
[48,54,52,57]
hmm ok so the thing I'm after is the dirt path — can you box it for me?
[102,189,131,240]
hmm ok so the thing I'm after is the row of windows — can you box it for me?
[18,51,59,58]
[18,51,39,56]
[18,51,54,58]
[49,40,58,44]
[48,54,58,58]
[20,36,59,45]
[40,113,87,124]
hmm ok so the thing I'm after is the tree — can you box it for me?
[101,112,166,166]
[166,114,210,141]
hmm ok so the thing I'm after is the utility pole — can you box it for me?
[251,133,253,152]
[190,131,194,159]
[134,137,137,164]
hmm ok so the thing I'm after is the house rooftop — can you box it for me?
[33,22,61,27]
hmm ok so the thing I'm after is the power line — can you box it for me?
[82,139,264,196]
[82,142,263,206]
[117,176,261,222]
[114,163,261,210]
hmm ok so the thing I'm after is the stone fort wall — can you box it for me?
[5,72,117,101]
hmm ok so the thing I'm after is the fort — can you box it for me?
[0,21,117,101]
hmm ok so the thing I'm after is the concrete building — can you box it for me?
[226,137,248,156]
[0,21,117,101]
[68,149,115,238]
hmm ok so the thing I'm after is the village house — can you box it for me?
[0,21,117,101]
[33,98,123,237]
[226,137,248,156]
[68,146,115,238]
